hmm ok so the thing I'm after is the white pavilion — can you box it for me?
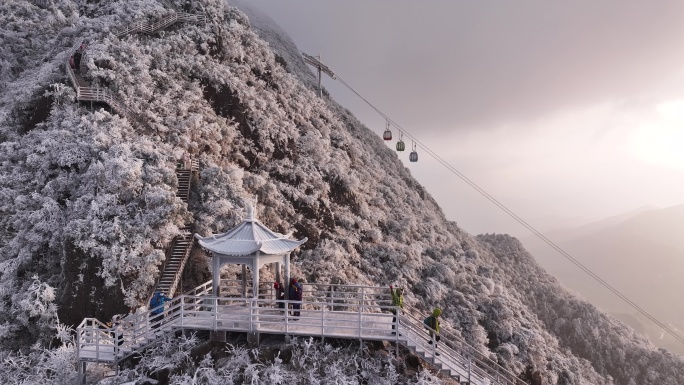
[194,206,307,299]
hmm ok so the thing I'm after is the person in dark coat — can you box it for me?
[274,281,285,310]
[106,315,124,347]
[73,50,82,70]
[425,308,442,355]
[289,278,303,319]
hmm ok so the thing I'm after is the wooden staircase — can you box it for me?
[156,226,193,297]
[175,168,192,203]
[62,7,206,300]
[64,10,205,126]
[154,164,196,297]
[112,11,205,38]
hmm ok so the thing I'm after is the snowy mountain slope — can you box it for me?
[479,234,684,385]
[0,1,683,383]
[522,204,684,355]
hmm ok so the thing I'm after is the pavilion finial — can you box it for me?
[246,205,255,220]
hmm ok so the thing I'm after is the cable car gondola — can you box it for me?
[383,119,392,141]
[409,141,418,162]
[396,132,405,151]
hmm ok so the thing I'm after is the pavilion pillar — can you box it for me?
[284,252,291,300]
[242,264,247,298]
[251,260,260,336]
[212,254,220,297]
[275,262,282,284]
[252,262,260,298]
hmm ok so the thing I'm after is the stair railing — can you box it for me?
[76,318,117,362]
[400,309,525,385]
[166,234,193,297]
[113,10,205,39]
[78,278,526,384]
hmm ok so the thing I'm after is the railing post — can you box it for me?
[180,296,184,329]
[329,285,334,309]
[76,327,81,359]
[95,323,100,361]
[358,288,364,340]
[468,355,472,383]
[431,333,436,363]
[250,299,256,333]
[321,300,325,340]
[116,325,123,358]
[213,297,218,331]
[394,312,399,358]
[285,300,290,335]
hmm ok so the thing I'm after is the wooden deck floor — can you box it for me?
[77,305,405,362]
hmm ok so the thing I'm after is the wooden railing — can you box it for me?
[77,280,524,385]
[77,293,398,361]
[113,11,206,38]
[400,310,525,385]
[64,8,206,119]
[76,318,117,363]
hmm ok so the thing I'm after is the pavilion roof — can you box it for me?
[195,207,307,256]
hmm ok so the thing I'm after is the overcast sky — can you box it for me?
[240,0,684,236]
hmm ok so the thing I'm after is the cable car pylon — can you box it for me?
[302,52,336,97]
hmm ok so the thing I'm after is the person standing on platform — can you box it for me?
[289,278,303,319]
[274,281,285,310]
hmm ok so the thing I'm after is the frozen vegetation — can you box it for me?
[0,0,683,384]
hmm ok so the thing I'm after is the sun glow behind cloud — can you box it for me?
[630,100,684,170]
[405,101,684,235]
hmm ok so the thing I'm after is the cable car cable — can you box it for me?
[332,73,684,347]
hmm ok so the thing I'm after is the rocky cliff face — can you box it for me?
[1,1,682,383]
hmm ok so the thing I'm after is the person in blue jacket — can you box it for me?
[150,291,172,329]
[289,278,303,319]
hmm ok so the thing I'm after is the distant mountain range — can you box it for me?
[522,204,684,354]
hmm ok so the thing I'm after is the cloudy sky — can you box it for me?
[241,0,684,236]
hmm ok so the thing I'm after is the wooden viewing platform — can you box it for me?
[77,281,524,385]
